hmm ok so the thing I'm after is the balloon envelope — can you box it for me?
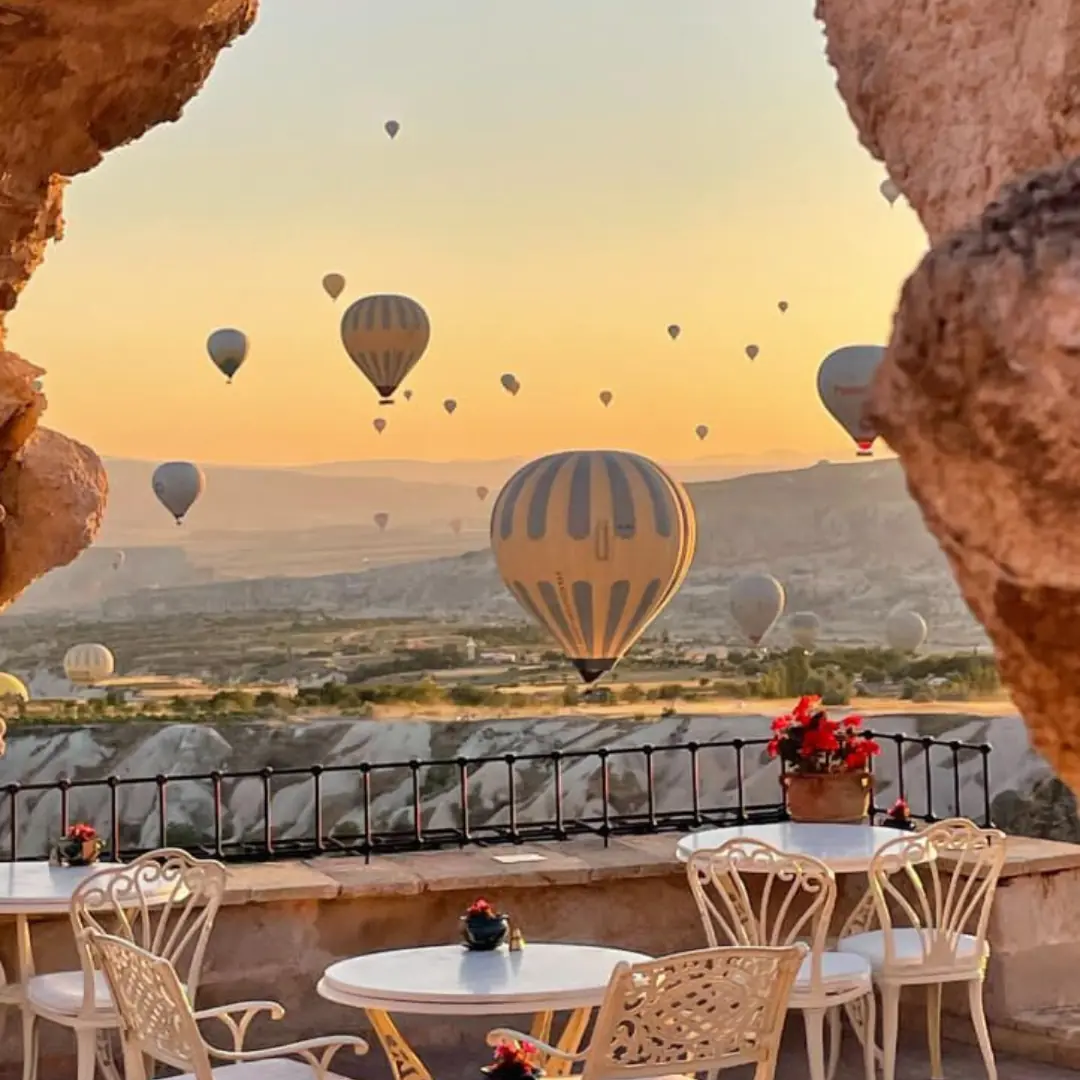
[789,611,821,651]
[695,425,708,441]
[322,273,346,300]
[207,328,248,383]
[500,373,520,396]
[817,344,885,455]
[152,462,205,524]
[385,120,400,139]
[404,390,413,401]
[476,486,490,501]
[745,344,759,360]
[374,512,390,531]
[0,673,28,702]
[599,390,613,407]
[450,518,463,535]
[778,301,789,313]
[667,325,681,340]
[730,573,785,645]
[340,294,431,404]
[443,399,457,415]
[490,450,696,683]
[880,177,901,205]
[373,418,387,434]
[64,643,115,686]
[886,609,927,652]
[111,551,125,571]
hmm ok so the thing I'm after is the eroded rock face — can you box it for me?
[0,0,258,609]
[816,0,1080,790]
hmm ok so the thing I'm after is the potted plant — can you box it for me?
[482,1040,543,1080]
[461,898,510,951]
[881,797,918,831]
[769,696,880,823]
[51,823,104,867]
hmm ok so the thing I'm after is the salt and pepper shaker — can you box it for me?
[509,926,525,951]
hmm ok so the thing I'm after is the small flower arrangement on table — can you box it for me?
[769,696,881,823]
[482,1040,543,1080]
[51,823,103,867]
[461,897,510,951]
[882,798,917,831]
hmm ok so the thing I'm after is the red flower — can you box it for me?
[769,699,881,776]
[887,798,911,819]
[467,898,496,917]
[67,824,97,842]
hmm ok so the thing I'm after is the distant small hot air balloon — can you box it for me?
[880,177,901,206]
[745,345,759,361]
[111,551,125,572]
[789,611,821,651]
[404,390,414,401]
[450,518,463,535]
[385,120,400,139]
[667,325,681,341]
[207,328,248,384]
[886,609,927,652]
[476,486,490,502]
[490,450,696,683]
[322,273,345,300]
[444,399,457,415]
[599,390,613,407]
[500,373,520,396]
[340,294,431,404]
[374,512,390,531]
[730,573,785,645]
[695,424,709,441]
[778,301,789,313]
[373,418,387,435]
[817,344,886,456]
[152,462,205,525]
[64,643,115,686]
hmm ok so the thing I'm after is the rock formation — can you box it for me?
[815,0,1080,791]
[0,0,258,610]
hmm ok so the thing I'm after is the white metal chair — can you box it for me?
[687,839,875,1080]
[22,848,227,1080]
[488,944,804,1080]
[836,818,1007,1080]
[86,927,368,1080]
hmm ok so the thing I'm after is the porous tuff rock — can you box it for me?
[0,0,257,609]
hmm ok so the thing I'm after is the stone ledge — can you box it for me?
[942,1006,1080,1069]
[938,835,1080,878]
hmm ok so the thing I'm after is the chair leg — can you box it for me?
[20,1011,38,1080]
[967,979,997,1080]
[861,991,877,1080]
[826,1007,842,1080]
[880,985,901,1080]
[803,1007,828,1080]
[76,1026,97,1080]
[926,983,943,1080]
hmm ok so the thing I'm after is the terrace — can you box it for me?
[0,730,1077,1080]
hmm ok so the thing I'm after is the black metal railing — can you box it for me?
[0,730,993,863]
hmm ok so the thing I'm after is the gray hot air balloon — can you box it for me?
[695,424,709,441]
[880,177,901,206]
[745,344,760,361]
[152,462,205,525]
[207,328,248,384]
[817,344,886,456]
[385,120,400,139]
[404,390,414,401]
[450,518,463,535]
[111,551,125,572]
[373,418,387,435]
[667,325,681,341]
[789,611,821,651]
[886,609,927,652]
[374,512,390,532]
[443,399,457,415]
[599,390,613,407]
[778,300,789,313]
[729,573,785,645]
[476,486,490,502]
[322,273,346,300]
[500,373,520,396]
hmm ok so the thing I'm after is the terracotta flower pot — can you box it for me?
[782,771,871,824]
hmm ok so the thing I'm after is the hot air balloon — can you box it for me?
[64,643,115,686]
[404,390,414,401]
[886,609,927,652]
[152,462,205,525]
[450,518,463,535]
[0,673,28,702]
[817,345,886,456]
[207,329,248,384]
[111,551,125,572]
[444,399,457,415]
[778,301,789,313]
[373,418,387,435]
[340,294,431,404]
[374,513,390,532]
[729,573,785,645]
[500,373,520,396]
[322,273,346,300]
[880,177,901,206]
[599,390,613,407]
[490,450,696,683]
[789,612,821,651]
[745,345,759,361]
[477,486,490,502]
[667,325,681,341]
[385,120,400,139]
[695,425,709,442]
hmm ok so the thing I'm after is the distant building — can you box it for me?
[464,638,478,663]
[479,650,517,664]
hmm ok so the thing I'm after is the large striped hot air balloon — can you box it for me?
[64,643,115,686]
[340,294,431,405]
[490,450,696,684]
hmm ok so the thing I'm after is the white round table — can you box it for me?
[676,822,917,873]
[319,943,650,1080]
